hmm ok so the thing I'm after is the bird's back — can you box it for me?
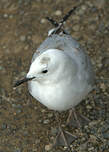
[32,34,95,89]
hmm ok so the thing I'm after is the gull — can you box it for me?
[14,7,95,149]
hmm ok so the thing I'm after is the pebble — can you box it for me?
[81,5,87,11]
[100,83,106,91]
[3,13,8,18]
[98,23,105,32]
[86,1,94,7]
[102,133,109,139]
[88,147,94,151]
[20,71,27,77]
[41,109,46,113]
[9,14,14,19]
[23,130,28,136]
[0,1,108,152]
[12,104,22,109]
[38,119,42,123]
[79,142,88,151]
[54,10,62,16]
[102,57,109,67]
[72,24,80,32]
[48,113,53,118]
[89,135,97,143]
[51,127,58,135]
[24,45,29,50]
[20,35,26,42]
[72,15,80,21]
[0,66,4,71]
[35,139,40,144]
[89,120,98,127]
[27,35,32,40]
[40,18,46,24]
[76,5,87,15]
[14,148,22,152]
[1,123,7,129]
[45,144,52,151]
[16,109,22,114]
[2,45,6,49]
[43,119,50,124]
[86,105,92,110]
[93,0,105,9]
[101,123,109,139]
[89,24,96,31]
[5,49,10,54]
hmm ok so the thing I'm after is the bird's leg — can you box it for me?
[66,109,74,126]
[66,108,81,128]
[53,112,76,148]
[66,108,90,128]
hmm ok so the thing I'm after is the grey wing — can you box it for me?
[31,34,80,63]
[32,34,95,87]
[31,50,40,63]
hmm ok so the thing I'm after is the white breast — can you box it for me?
[28,73,92,111]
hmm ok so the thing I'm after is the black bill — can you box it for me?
[14,77,35,87]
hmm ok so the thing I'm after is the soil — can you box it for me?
[0,0,109,152]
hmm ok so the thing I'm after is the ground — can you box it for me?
[0,0,109,152]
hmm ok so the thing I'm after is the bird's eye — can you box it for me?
[42,70,48,74]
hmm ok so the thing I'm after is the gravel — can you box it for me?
[0,0,109,151]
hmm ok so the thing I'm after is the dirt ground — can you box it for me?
[0,0,109,152]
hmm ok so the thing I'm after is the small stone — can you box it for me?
[5,49,10,54]
[38,119,42,123]
[12,104,22,109]
[41,109,46,113]
[34,106,38,110]
[89,24,96,31]
[89,120,98,127]
[1,123,7,129]
[2,45,6,49]
[89,135,97,143]
[24,45,29,50]
[48,113,53,118]
[72,24,80,32]
[54,10,62,16]
[79,142,88,151]
[23,131,28,136]
[88,147,94,151]
[86,1,94,7]
[45,144,52,151]
[40,18,46,24]
[16,109,22,114]
[35,139,40,144]
[43,119,49,124]
[0,66,4,70]
[9,14,14,19]
[102,57,109,67]
[86,105,92,110]
[27,35,31,40]
[76,5,87,15]
[102,132,109,139]
[14,148,22,152]
[94,0,105,9]
[100,83,106,91]
[81,5,87,11]
[3,14,8,18]
[20,35,26,42]
[72,15,80,21]
[51,127,58,135]
[20,71,26,77]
